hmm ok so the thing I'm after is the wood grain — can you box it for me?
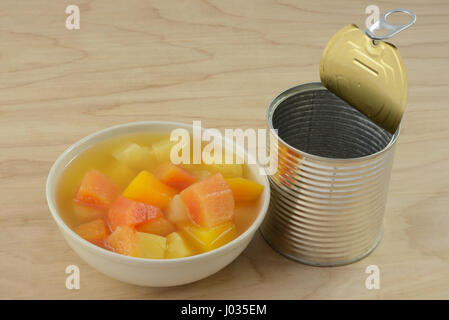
[0,0,448,299]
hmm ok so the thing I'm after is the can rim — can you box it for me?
[266,82,400,163]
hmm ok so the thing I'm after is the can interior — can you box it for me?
[271,87,393,159]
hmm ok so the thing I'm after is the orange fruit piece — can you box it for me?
[137,217,176,236]
[180,173,234,227]
[155,162,197,190]
[74,169,119,210]
[104,226,138,256]
[225,177,264,203]
[74,218,109,242]
[108,196,163,232]
[122,170,177,209]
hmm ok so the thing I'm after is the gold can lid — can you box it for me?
[320,10,416,134]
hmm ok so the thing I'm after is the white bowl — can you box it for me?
[46,121,270,287]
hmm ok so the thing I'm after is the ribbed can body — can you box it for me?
[260,83,399,266]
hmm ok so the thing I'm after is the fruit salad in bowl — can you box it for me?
[46,121,270,286]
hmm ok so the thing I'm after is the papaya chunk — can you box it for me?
[108,196,163,231]
[180,173,234,227]
[104,226,138,256]
[74,218,109,242]
[154,162,197,190]
[136,217,176,236]
[74,169,119,209]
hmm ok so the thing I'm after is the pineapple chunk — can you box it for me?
[135,232,166,259]
[104,160,136,190]
[166,232,192,259]
[204,163,243,178]
[151,138,179,163]
[113,142,155,170]
[165,195,190,226]
[181,222,237,252]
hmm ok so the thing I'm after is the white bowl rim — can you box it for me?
[46,121,271,266]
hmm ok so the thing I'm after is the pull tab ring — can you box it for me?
[366,8,416,41]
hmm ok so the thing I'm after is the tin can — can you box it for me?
[260,82,399,266]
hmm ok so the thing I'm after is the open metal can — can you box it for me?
[260,82,399,266]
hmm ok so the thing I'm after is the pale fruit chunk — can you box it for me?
[137,217,176,236]
[135,232,166,259]
[165,195,190,226]
[204,163,243,178]
[193,170,212,181]
[179,164,211,180]
[151,138,179,163]
[113,142,155,170]
[166,232,192,259]
[104,160,136,190]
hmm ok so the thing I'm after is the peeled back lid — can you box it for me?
[319,15,413,134]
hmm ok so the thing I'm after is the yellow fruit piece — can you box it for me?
[166,232,192,259]
[165,195,190,226]
[151,138,179,163]
[122,170,177,209]
[181,222,237,252]
[204,163,243,178]
[135,232,166,259]
[113,142,156,170]
[137,217,176,236]
[104,160,137,190]
[225,177,264,202]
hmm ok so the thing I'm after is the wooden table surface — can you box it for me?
[1,0,448,300]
